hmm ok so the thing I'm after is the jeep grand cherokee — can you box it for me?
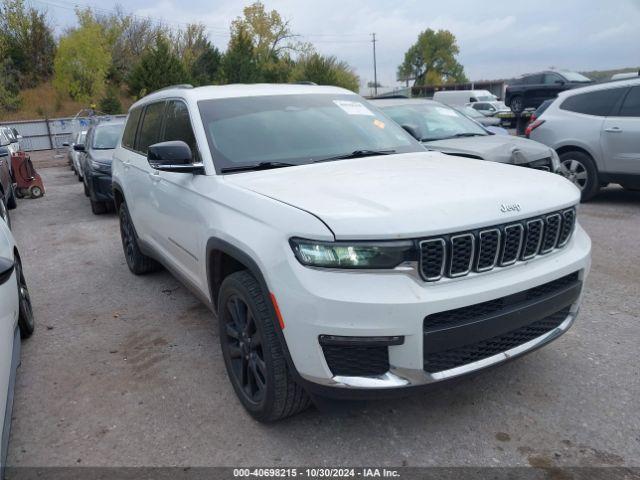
[112,84,591,421]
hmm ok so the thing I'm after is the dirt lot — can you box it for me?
[5,158,640,468]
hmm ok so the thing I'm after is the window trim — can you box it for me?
[121,106,144,154]
[133,100,167,156]
[612,86,640,117]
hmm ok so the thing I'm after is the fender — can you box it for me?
[205,237,304,383]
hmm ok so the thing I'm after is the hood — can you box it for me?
[424,135,553,165]
[225,152,579,239]
[89,149,114,163]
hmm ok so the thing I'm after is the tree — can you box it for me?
[99,87,122,114]
[397,29,467,86]
[222,26,260,83]
[53,13,111,103]
[190,41,223,86]
[0,0,55,88]
[127,36,189,97]
[292,53,360,92]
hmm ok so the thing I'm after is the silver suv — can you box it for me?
[529,77,640,200]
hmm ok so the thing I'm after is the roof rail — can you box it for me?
[153,84,194,93]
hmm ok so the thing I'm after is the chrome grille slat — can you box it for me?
[418,207,576,282]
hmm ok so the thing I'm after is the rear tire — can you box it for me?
[90,199,107,214]
[15,257,35,339]
[7,184,17,209]
[559,151,599,201]
[218,271,311,422]
[118,202,160,275]
[510,95,524,113]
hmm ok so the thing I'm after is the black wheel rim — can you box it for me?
[223,294,267,404]
[120,209,136,267]
[16,262,34,329]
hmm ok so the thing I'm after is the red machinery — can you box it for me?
[10,152,45,198]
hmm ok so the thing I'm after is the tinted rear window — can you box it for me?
[122,108,142,150]
[560,88,627,116]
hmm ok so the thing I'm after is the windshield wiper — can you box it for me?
[313,149,396,163]
[449,133,486,138]
[220,161,296,173]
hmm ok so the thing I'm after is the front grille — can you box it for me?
[423,272,579,332]
[419,207,576,282]
[320,344,389,377]
[423,307,570,372]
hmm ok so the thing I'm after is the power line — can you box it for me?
[371,33,378,96]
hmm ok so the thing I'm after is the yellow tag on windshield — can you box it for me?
[373,119,385,129]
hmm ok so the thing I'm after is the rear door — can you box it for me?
[601,85,640,174]
[541,73,565,102]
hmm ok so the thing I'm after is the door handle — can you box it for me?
[605,127,622,133]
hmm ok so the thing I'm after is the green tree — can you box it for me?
[127,36,189,97]
[292,53,360,92]
[397,29,467,86]
[99,86,122,114]
[0,0,55,88]
[222,26,260,83]
[53,13,111,103]
[190,41,223,86]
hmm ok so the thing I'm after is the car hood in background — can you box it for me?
[225,152,578,239]
[88,149,115,163]
[424,135,553,165]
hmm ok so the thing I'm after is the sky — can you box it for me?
[31,0,640,91]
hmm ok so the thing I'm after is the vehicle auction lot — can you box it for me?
[6,162,640,468]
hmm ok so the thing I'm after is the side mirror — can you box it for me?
[0,146,9,157]
[401,124,421,141]
[62,142,70,147]
[0,257,15,286]
[148,141,204,174]
[470,97,477,103]
[73,144,85,152]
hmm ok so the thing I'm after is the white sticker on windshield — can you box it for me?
[333,100,375,116]
[434,107,458,117]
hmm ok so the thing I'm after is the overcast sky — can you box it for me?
[36,0,640,90]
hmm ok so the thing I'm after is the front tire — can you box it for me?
[90,199,107,215]
[559,150,599,201]
[118,203,160,275]
[218,271,310,422]
[15,257,35,338]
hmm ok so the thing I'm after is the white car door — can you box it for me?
[148,99,209,291]
[601,85,640,174]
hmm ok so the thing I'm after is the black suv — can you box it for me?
[505,70,592,113]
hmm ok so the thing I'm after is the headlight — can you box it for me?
[549,149,561,172]
[290,238,415,269]
[91,160,111,173]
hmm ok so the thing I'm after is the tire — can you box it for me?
[14,257,35,339]
[83,180,89,197]
[7,184,17,209]
[218,271,311,422]
[90,199,107,214]
[510,95,523,114]
[559,150,599,201]
[29,185,43,199]
[118,202,160,275]
[77,173,83,182]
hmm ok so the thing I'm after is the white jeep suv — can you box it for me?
[112,84,591,421]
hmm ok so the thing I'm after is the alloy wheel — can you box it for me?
[561,158,588,190]
[223,294,267,404]
[16,260,34,332]
[120,209,136,267]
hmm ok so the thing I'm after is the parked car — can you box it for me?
[67,131,87,180]
[506,70,592,113]
[453,105,500,127]
[0,217,35,477]
[0,127,20,157]
[527,99,554,128]
[529,77,640,200]
[371,98,561,172]
[433,89,497,106]
[469,100,515,127]
[80,121,124,214]
[0,147,17,228]
[111,84,590,421]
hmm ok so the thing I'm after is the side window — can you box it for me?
[543,73,562,85]
[162,100,199,160]
[473,103,487,111]
[560,88,627,116]
[136,102,165,154]
[525,74,543,84]
[618,86,640,117]
[122,107,142,150]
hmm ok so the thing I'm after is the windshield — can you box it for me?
[92,124,123,150]
[476,95,497,101]
[198,94,422,172]
[77,131,87,144]
[561,71,591,83]
[380,103,488,142]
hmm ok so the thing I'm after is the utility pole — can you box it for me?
[371,33,378,97]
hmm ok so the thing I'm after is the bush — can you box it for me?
[99,87,122,114]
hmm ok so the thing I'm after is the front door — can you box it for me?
[601,86,640,174]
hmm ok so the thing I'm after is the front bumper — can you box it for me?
[272,224,591,396]
[86,169,113,203]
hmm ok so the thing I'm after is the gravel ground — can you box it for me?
[5,163,640,469]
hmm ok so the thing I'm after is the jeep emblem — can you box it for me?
[500,203,521,213]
